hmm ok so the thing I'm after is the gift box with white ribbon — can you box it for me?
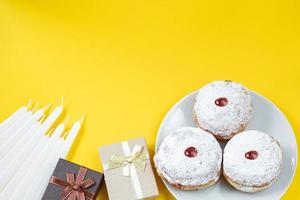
[99,137,159,200]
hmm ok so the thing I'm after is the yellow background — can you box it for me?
[0,0,299,199]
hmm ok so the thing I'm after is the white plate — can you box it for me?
[155,90,298,200]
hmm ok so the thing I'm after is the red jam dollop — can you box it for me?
[215,97,228,107]
[245,150,258,160]
[184,147,198,158]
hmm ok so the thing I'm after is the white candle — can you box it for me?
[0,100,35,137]
[0,104,62,163]
[0,99,33,131]
[0,106,27,134]
[0,105,63,191]
[0,107,33,142]
[0,108,44,157]
[30,117,84,200]
[61,116,84,158]
[2,123,65,200]
[21,138,65,200]
[0,104,51,144]
[0,101,39,140]
[39,104,63,133]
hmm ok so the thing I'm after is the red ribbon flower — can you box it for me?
[50,167,95,200]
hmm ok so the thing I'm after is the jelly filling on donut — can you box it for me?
[184,147,198,158]
[245,150,258,160]
[215,97,228,107]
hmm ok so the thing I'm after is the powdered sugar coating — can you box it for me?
[194,80,252,139]
[223,130,282,188]
[154,127,222,187]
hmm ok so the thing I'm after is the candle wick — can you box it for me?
[38,114,46,123]
[27,99,33,110]
[46,128,55,136]
[62,130,70,139]
[80,115,86,124]
[61,96,64,107]
[42,104,52,113]
[64,115,71,124]
[32,102,40,113]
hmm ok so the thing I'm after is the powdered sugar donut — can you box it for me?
[193,80,253,140]
[223,130,282,192]
[154,127,222,190]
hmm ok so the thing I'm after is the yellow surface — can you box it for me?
[0,0,299,199]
